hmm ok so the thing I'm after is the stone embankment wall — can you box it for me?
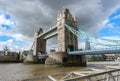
[0,54,19,62]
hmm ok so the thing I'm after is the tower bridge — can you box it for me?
[34,8,78,54]
[24,8,120,66]
[32,8,86,66]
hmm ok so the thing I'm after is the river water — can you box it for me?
[0,63,86,81]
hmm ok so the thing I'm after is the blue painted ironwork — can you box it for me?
[64,24,120,47]
[68,48,120,55]
[64,23,120,55]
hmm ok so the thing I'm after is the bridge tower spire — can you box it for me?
[57,8,78,52]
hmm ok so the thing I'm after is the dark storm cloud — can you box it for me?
[39,0,76,10]
[0,0,55,37]
[0,0,120,37]
[69,0,120,35]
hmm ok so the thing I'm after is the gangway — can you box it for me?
[21,65,120,81]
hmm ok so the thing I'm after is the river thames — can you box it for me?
[0,61,118,81]
[0,63,86,81]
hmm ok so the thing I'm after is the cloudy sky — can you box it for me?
[0,0,120,52]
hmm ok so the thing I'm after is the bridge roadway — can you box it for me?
[37,48,120,60]
[68,48,120,55]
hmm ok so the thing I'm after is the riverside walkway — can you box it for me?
[21,64,120,81]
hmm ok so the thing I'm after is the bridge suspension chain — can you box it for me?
[64,24,120,48]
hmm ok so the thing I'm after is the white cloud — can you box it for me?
[0,26,32,52]
[105,23,115,28]
[0,14,14,25]
[0,39,32,52]
[78,42,85,50]
[102,19,109,26]
[0,39,16,51]
[113,14,120,19]
[11,33,32,42]
[102,36,120,40]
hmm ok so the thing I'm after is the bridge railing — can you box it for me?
[68,47,120,55]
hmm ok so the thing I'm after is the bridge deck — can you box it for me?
[69,49,120,55]
[21,65,120,81]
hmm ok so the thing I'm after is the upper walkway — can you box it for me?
[36,25,57,39]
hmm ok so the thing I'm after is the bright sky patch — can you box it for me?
[0,35,12,41]
[13,40,25,46]
[0,11,15,30]
[0,35,25,47]
[99,8,120,37]
[1,24,12,30]
[0,10,26,51]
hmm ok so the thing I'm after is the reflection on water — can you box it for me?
[0,63,86,81]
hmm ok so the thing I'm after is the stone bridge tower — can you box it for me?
[33,28,46,56]
[57,8,78,52]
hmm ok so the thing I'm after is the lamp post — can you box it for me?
[3,46,9,55]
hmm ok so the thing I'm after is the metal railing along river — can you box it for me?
[21,65,120,81]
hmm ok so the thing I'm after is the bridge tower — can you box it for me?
[33,28,46,56]
[57,8,78,52]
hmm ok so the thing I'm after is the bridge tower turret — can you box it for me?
[57,8,78,52]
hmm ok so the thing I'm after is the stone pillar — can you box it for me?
[33,32,38,56]
[36,38,46,54]
[57,8,78,52]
